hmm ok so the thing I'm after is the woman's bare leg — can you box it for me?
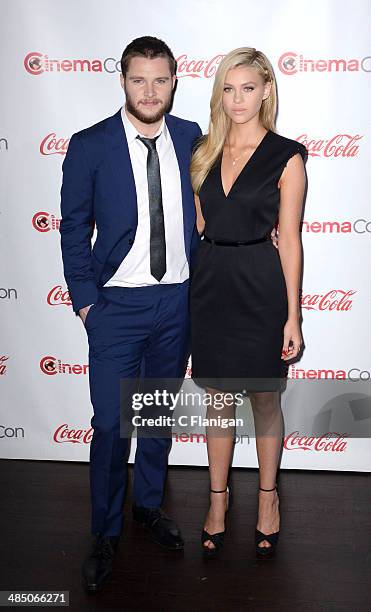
[202,387,235,550]
[250,391,283,549]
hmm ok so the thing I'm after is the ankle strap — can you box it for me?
[210,486,228,493]
[259,484,277,492]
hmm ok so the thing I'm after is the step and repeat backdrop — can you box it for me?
[1,0,371,471]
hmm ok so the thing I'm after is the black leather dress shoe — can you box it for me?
[132,504,184,550]
[81,534,120,593]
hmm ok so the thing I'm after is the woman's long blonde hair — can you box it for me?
[190,47,277,194]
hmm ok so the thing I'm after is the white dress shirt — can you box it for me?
[103,107,189,287]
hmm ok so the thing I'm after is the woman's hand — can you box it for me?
[281,318,302,360]
[270,226,279,249]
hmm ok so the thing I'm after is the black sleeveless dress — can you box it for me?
[190,130,307,392]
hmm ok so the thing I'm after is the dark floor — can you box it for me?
[0,460,370,611]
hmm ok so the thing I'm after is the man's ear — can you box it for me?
[120,73,125,90]
[172,75,177,90]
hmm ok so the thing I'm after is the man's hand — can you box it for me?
[79,304,94,325]
[270,226,279,249]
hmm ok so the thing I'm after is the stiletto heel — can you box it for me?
[201,486,230,559]
[255,483,280,559]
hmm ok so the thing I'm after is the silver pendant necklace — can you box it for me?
[228,141,249,166]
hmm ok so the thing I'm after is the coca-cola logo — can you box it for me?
[40,356,89,376]
[284,431,348,452]
[40,133,70,155]
[0,355,9,376]
[301,290,356,312]
[53,423,93,444]
[176,54,225,79]
[32,211,60,232]
[296,134,362,158]
[278,52,371,75]
[47,285,72,307]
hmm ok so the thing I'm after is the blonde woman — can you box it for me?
[190,48,307,559]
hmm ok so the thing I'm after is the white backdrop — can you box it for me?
[1,0,371,471]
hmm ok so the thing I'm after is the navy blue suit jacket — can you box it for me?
[60,109,202,314]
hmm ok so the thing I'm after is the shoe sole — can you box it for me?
[256,549,276,559]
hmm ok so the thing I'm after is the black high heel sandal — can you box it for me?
[255,483,280,559]
[201,486,231,559]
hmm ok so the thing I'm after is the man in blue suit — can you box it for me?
[60,36,202,592]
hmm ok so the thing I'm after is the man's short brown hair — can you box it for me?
[121,36,177,77]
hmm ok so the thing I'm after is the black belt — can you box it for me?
[203,233,270,246]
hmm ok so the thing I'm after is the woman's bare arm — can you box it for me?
[278,153,306,359]
[277,153,305,320]
[194,193,205,235]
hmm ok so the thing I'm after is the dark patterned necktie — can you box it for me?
[136,135,166,281]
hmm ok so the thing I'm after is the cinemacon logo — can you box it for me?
[24,52,120,75]
[0,425,25,439]
[40,356,88,375]
[288,366,371,381]
[301,219,371,234]
[32,211,60,232]
[279,52,371,74]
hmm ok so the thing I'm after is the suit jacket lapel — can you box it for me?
[104,109,138,229]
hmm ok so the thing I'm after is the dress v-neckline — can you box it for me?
[220,129,271,199]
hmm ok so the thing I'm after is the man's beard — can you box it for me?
[125,89,172,124]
